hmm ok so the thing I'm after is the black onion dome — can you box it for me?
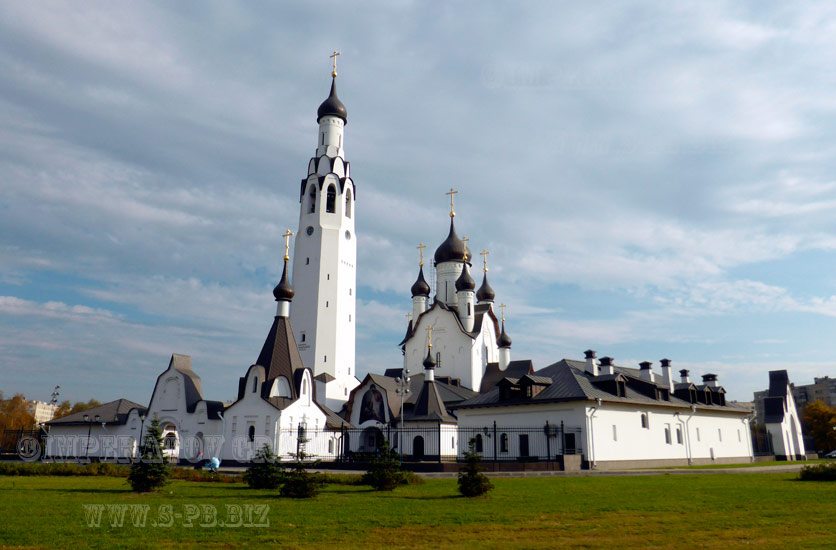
[455,262,475,291]
[273,260,295,302]
[476,273,495,302]
[423,348,436,370]
[411,266,431,297]
[497,320,512,348]
[317,78,347,124]
[434,219,472,264]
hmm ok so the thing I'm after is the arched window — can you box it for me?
[308,185,316,213]
[345,192,352,218]
[500,433,509,453]
[326,185,336,213]
[641,413,648,429]
[413,435,425,459]
[252,376,258,393]
[248,425,255,442]
[475,434,483,453]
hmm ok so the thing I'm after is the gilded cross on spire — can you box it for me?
[417,242,426,268]
[461,236,469,261]
[500,303,507,322]
[480,249,490,273]
[282,229,294,261]
[426,324,433,349]
[445,187,458,218]
[330,50,341,78]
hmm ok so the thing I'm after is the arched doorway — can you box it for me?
[360,427,383,453]
[413,435,425,460]
[161,423,179,461]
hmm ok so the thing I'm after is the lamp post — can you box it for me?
[395,368,411,455]
[137,413,147,459]
[83,414,101,459]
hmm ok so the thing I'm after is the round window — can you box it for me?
[306,226,314,236]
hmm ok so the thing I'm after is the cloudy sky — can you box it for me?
[2,1,836,405]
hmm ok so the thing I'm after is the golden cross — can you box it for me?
[282,229,294,261]
[445,187,458,218]
[330,50,341,78]
[417,242,426,267]
[461,236,469,261]
[426,324,433,349]
[500,303,506,322]
[480,249,490,273]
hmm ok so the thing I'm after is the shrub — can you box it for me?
[361,441,411,491]
[280,451,321,498]
[243,444,285,490]
[127,416,170,493]
[458,438,493,497]
[799,462,836,481]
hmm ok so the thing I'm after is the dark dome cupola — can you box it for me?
[455,262,475,292]
[476,273,495,302]
[434,219,472,264]
[317,78,348,124]
[411,266,431,297]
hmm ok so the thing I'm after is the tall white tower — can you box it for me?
[291,59,358,411]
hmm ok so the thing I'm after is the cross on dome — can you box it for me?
[417,242,426,267]
[445,187,458,218]
[330,50,341,78]
[282,229,294,261]
[481,249,490,273]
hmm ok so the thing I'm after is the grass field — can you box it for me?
[1,473,834,549]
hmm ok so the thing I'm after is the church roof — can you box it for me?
[243,315,305,401]
[434,218,472,264]
[46,399,146,426]
[480,360,535,393]
[476,272,495,302]
[317,77,347,123]
[763,370,791,423]
[407,379,457,423]
[272,260,294,301]
[399,300,499,347]
[455,262,475,291]
[453,359,750,414]
[410,266,430,297]
[497,320,512,348]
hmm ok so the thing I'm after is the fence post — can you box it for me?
[560,420,565,455]
[438,423,442,464]
[493,421,497,463]
[546,421,551,462]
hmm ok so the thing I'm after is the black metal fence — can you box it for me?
[0,428,45,458]
[279,422,584,464]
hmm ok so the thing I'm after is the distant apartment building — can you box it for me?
[754,376,836,424]
[26,401,58,425]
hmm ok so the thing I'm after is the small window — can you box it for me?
[696,427,701,442]
[475,434,483,452]
[436,352,442,369]
[328,439,334,454]
[324,355,327,363]
[265,416,271,436]
[612,425,617,441]
[718,428,722,442]
[676,428,683,444]
[344,388,347,396]
[641,413,648,429]
[467,302,471,315]
[308,185,316,213]
[345,193,352,218]
[327,274,330,280]
[252,376,258,393]
[664,425,671,445]
[248,425,255,442]
[500,433,509,453]
[349,314,351,322]
[306,257,310,265]
[737,429,741,442]
[301,332,306,343]
[326,301,329,307]
[326,185,336,213]
[349,288,352,295]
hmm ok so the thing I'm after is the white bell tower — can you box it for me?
[291,53,359,410]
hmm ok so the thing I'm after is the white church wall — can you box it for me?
[408,310,478,390]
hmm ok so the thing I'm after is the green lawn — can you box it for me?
[1,473,833,549]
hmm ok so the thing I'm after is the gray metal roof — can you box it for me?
[46,399,146,426]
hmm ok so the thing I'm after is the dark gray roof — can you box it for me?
[480,360,534,393]
[47,399,146,426]
[453,359,750,414]
[408,379,457,423]
[317,77,347,123]
[434,218,472,264]
[245,315,306,402]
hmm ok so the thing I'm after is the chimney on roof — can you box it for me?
[639,361,653,382]
[584,349,598,376]
[599,356,614,376]
[702,373,718,388]
[660,358,674,392]
[679,369,690,384]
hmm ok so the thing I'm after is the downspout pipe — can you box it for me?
[585,398,601,469]
[683,405,696,465]
[742,417,753,463]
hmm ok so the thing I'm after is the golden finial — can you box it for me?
[445,187,458,218]
[461,236,469,261]
[417,242,426,268]
[480,249,490,273]
[282,229,294,261]
[426,324,433,349]
[500,303,506,323]
[330,50,341,78]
